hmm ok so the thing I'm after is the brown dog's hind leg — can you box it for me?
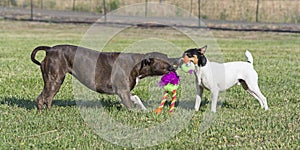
[35,94,45,111]
[36,57,66,111]
[44,79,65,109]
[36,79,64,111]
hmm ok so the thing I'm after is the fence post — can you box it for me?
[256,0,259,22]
[41,0,43,9]
[145,0,148,17]
[103,0,107,22]
[190,0,193,16]
[30,0,33,20]
[198,0,201,27]
[73,0,76,11]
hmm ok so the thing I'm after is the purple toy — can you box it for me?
[158,71,180,87]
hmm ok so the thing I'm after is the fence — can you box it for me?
[1,0,299,24]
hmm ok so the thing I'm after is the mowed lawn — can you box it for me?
[0,20,299,149]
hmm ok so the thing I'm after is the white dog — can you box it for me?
[182,46,269,112]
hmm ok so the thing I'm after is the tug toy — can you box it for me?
[181,55,195,74]
[155,71,180,114]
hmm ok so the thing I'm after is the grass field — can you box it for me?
[0,20,299,149]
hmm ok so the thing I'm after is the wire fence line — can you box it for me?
[1,0,299,24]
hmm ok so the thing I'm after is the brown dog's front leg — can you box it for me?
[118,92,133,110]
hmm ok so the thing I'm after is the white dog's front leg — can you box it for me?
[195,85,203,111]
[130,94,147,110]
[210,89,219,113]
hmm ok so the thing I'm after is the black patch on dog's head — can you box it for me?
[183,45,207,67]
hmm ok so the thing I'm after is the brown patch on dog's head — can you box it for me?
[183,45,207,67]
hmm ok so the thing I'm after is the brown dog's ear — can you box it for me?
[198,45,207,55]
[140,58,154,70]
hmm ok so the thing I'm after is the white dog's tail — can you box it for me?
[245,50,253,65]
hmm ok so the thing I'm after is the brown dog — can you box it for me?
[31,44,179,111]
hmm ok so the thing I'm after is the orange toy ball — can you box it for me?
[183,55,190,64]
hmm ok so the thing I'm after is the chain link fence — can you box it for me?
[1,0,299,24]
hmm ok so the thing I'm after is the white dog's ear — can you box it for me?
[199,45,207,55]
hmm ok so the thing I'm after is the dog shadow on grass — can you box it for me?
[1,96,230,112]
[76,98,211,112]
[0,96,125,111]
[0,97,77,110]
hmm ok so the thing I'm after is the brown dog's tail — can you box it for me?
[31,46,51,66]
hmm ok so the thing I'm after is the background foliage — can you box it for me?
[1,0,300,23]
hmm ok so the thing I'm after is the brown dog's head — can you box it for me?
[138,58,174,79]
[144,52,181,69]
[182,45,207,67]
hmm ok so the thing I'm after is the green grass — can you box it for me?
[0,20,299,149]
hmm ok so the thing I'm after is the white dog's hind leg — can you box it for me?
[130,94,147,110]
[247,89,268,110]
[195,85,203,111]
[246,90,264,108]
[253,86,269,110]
[240,79,268,110]
[244,81,268,110]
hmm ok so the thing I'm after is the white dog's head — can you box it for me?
[182,45,207,67]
